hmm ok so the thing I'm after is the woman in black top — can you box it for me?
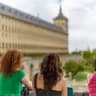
[33,53,67,96]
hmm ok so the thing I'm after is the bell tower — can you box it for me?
[53,5,68,33]
[53,0,69,53]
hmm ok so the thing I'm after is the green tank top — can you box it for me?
[0,70,25,96]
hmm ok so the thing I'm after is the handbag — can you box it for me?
[21,86,30,96]
[21,73,38,96]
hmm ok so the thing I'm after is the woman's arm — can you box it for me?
[62,79,67,96]
[22,76,33,90]
[21,65,33,90]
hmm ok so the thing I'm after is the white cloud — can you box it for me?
[67,0,96,52]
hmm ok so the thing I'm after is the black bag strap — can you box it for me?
[34,73,38,89]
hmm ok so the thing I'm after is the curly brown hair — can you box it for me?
[1,49,22,76]
[40,53,63,90]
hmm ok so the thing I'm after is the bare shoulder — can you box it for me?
[32,73,43,81]
[60,77,67,96]
[60,76,66,83]
[32,73,38,82]
[60,77,67,87]
[37,73,43,79]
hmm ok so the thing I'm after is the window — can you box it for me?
[5,25,7,36]
[2,24,4,36]
[0,43,1,48]
[2,24,4,31]
[2,42,4,48]
[9,43,11,48]
[5,43,7,49]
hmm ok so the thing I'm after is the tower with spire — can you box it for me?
[53,1,68,53]
[53,5,68,33]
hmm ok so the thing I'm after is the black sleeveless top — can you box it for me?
[34,73,62,96]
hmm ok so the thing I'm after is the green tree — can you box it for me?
[74,72,87,81]
[82,50,92,64]
[82,50,95,72]
[63,60,84,79]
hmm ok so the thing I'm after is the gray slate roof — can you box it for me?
[0,3,66,34]
[54,6,68,21]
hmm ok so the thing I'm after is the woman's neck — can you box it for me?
[15,67,21,71]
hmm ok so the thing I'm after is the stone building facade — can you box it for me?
[0,3,69,78]
[0,3,68,55]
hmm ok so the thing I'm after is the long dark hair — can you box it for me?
[40,53,63,90]
[1,49,22,76]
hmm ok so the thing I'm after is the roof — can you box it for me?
[54,6,68,21]
[0,3,67,35]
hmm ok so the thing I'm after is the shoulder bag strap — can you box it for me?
[34,73,38,89]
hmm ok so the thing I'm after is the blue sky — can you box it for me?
[0,0,96,52]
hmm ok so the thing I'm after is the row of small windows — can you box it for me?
[0,43,39,49]
[1,43,23,49]
[1,24,34,38]
[2,24,18,36]
[0,43,67,50]
[1,43,29,49]
[0,15,33,37]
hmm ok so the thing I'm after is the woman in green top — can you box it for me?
[0,49,32,96]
